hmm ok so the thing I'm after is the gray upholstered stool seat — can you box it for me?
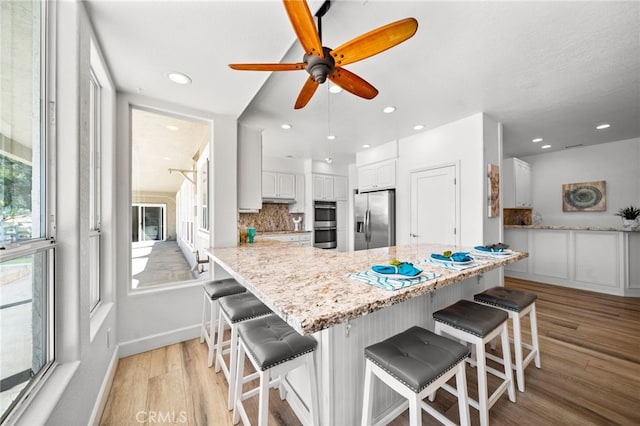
[203,278,246,300]
[433,300,516,426]
[215,292,272,410]
[237,314,317,370]
[200,278,246,368]
[433,299,508,337]
[474,286,536,312]
[364,326,470,393]
[219,292,272,324]
[233,315,319,426]
[474,286,541,392]
[361,326,471,426]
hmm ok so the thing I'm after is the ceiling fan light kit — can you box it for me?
[229,0,418,109]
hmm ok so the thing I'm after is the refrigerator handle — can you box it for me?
[365,209,371,242]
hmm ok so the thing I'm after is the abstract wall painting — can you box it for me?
[488,164,500,217]
[562,180,606,212]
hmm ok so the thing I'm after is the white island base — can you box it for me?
[504,226,640,297]
[285,276,486,425]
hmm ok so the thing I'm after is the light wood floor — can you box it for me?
[100,279,640,425]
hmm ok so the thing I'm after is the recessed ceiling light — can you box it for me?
[532,137,543,143]
[327,135,336,140]
[596,123,611,130]
[281,124,292,129]
[329,84,342,94]
[541,144,551,149]
[383,106,396,114]
[163,157,171,161]
[166,125,179,131]
[362,144,371,149]
[413,124,424,131]
[167,72,192,85]
[325,157,333,164]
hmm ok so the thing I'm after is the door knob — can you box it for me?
[410,233,419,238]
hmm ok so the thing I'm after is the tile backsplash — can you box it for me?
[239,203,305,232]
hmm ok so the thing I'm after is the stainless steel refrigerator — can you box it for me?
[354,190,396,250]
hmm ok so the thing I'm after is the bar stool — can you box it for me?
[361,326,471,426]
[433,300,516,426]
[199,278,246,367]
[474,286,541,392]
[233,314,319,426]
[215,292,272,410]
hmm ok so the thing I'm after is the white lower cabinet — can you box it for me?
[504,227,638,296]
[262,232,312,247]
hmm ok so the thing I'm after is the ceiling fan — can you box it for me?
[229,0,418,109]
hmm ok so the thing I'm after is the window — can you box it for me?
[0,1,55,422]
[198,156,209,231]
[130,108,209,288]
[88,67,101,312]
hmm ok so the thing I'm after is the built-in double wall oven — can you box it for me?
[313,201,337,249]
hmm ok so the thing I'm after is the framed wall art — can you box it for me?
[488,163,500,217]
[562,180,606,212]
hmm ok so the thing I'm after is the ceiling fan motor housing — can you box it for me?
[304,46,335,84]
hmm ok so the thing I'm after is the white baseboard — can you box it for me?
[89,346,120,426]
[118,323,201,358]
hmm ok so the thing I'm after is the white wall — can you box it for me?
[37,2,119,425]
[397,113,487,247]
[520,137,640,227]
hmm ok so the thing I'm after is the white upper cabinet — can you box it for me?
[262,171,295,199]
[333,176,348,201]
[503,157,532,208]
[358,159,396,192]
[312,174,347,201]
[237,125,262,212]
[313,174,332,201]
[289,174,305,213]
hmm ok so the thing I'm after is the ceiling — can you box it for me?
[85,0,640,168]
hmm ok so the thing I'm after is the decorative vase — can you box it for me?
[622,219,639,230]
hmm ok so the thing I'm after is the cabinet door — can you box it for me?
[323,176,334,201]
[289,174,305,213]
[375,160,396,189]
[262,171,278,198]
[514,160,531,207]
[334,176,348,200]
[313,175,325,200]
[357,166,375,191]
[277,173,296,198]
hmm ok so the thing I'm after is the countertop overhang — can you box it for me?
[505,224,639,232]
[206,240,527,335]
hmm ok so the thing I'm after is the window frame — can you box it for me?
[0,1,57,423]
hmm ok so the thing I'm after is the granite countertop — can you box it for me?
[505,224,639,232]
[259,230,312,235]
[206,240,527,335]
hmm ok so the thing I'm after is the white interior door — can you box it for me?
[410,165,457,245]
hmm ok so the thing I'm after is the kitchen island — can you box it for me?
[504,225,639,297]
[207,239,527,424]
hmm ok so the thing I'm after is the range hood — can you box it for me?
[262,198,295,204]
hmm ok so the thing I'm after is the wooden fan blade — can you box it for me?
[329,67,378,100]
[294,76,319,109]
[229,62,306,71]
[283,0,324,58]
[330,17,418,67]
